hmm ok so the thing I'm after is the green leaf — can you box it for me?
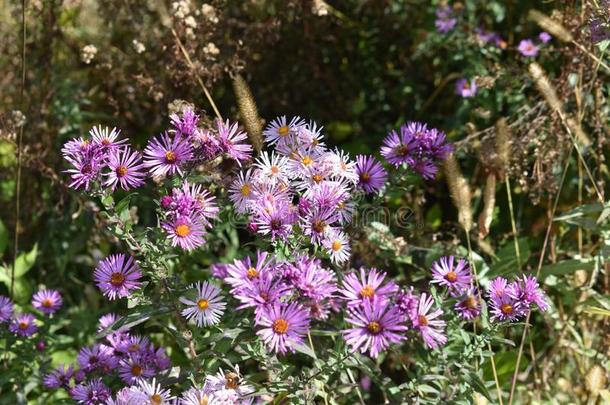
[466,372,492,401]
[13,244,38,278]
[539,258,595,280]
[0,219,8,255]
[488,238,530,278]
[583,306,610,317]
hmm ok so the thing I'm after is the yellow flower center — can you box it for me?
[418,315,429,326]
[240,184,251,197]
[272,319,289,334]
[150,394,163,404]
[331,240,342,252]
[444,271,458,282]
[278,125,290,136]
[247,267,259,279]
[367,321,381,334]
[197,299,209,310]
[116,165,128,177]
[175,224,191,237]
[110,272,125,286]
[165,151,177,163]
[359,285,375,298]
[301,155,313,166]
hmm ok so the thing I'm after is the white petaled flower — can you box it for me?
[180,387,209,405]
[323,230,351,264]
[254,151,291,185]
[128,378,174,404]
[322,149,358,184]
[180,281,226,327]
[262,116,306,146]
[204,366,255,404]
[229,169,257,213]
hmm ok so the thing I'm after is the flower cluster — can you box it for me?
[380,122,452,180]
[158,180,219,250]
[229,116,367,264]
[62,126,145,191]
[0,289,62,339]
[43,313,172,402]
[94,254,143,300]
[435,5,458,34]
[488,275,549,322]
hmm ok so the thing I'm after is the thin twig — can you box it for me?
[170,27,223,121]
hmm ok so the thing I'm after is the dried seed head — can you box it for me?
[478,174,496,238]
[529,10,573,43]
[494,118,511,170]
[232,74,263,153]
[528,63,563,115]
[566,117,592,147]
[585,365,607,395]
[444,153,473,232]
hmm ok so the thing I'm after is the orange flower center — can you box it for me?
[246,267,259,279]
[102,139,111,146]
[110,272,125,286]
[19,321,28,330]
[367,321,381,334]
[165,151,177,163]
[501,303,513,315]
[116,165,128,177]
[197,299,209,310]
[150,394,163,404]
[312,174,322,183]
[271,166,280,174]
[278,125,290,136]
[359,285,375,298]
[331,240,342,252]
[42,298,53,308]
[464,295,478,309]
[312,220,326,233]
[418,315,429,326]
[301,156,313,166]
[444,271,458,282]
[131,365,143,376]
[175,224,191,237]
[272,319,289,334]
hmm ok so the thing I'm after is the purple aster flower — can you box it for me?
[395,287,418,320]
[90,126,127,150]
[288,257,338,301]
[217,119,253,163]
[70,378,111,404]
[380,125,420,168]
[9,313,37,337]
[211,263,229,280]
[435,6,457,34]
[252,200,295,241]
[430,256,472,295]
[539,32,552,43]
[104,146,146,190]
[590,17,610,43]
[97,313,120,332]
[355,155,387,194]
[118,353,156,384]
[518,39,539,57]
[454,287,481,320]
[343,298,408,358]
[43,364,74,389]
[234,271,289,316]
[32,289,62,315]
[170,108,199,138]
[339,267,398,308]
[256,302,310,354]
[64,148,105,190]
[173,181,219,225]
[488,277,525,322]
[0,296,14,322]
[302,205,340,245]
[193,127,223,160]
[162,215,207,250]
[411,293,447,349]
[143,132,193,177]
[93,254,142,300]
[225,250,274,292]
[180,281,226,327]
[509,274,549,312]
[455,78,478,98]
[77,344,114,373]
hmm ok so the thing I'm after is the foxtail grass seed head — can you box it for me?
[529,63,563,115]
[444,153,473,232]
[233,74,264,153]
[478,174,496,238]
[529,10,574,43]
[566,117,592,147]
[585,365,607,395]
[494,118,511,170]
